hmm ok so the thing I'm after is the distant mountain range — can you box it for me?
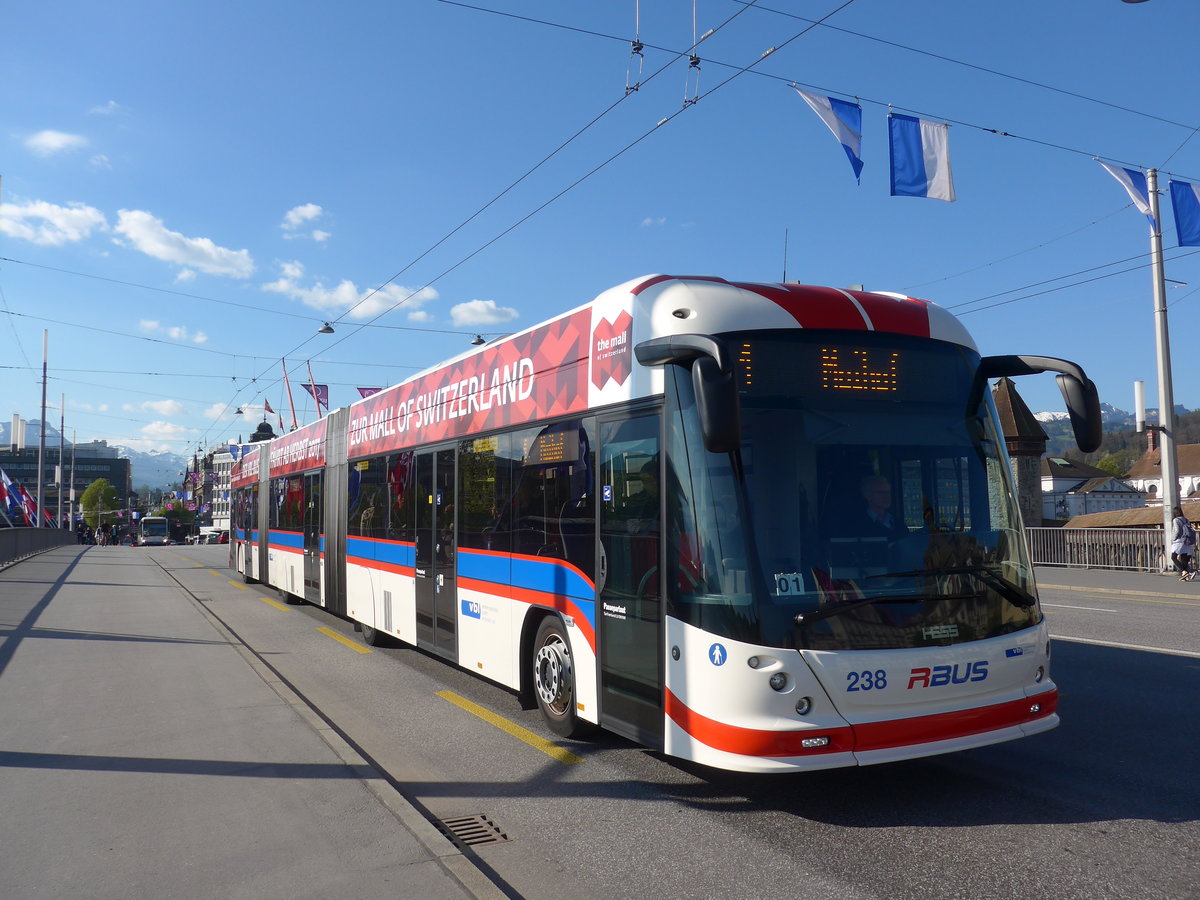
[1034,402,1190,429]
[1,419,189,490]
[1035,403,1194,459]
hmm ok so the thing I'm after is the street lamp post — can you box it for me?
[1147,169,1180,563]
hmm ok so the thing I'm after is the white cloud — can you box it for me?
[0,199,107,246]
[88,100,122,116]
[450,299,520,327]
[283,203,322,229]
[25,130,88,156]
[89,154,112,171]
[139,319,208,344]
[202,403,241,421]
[115,209,254,278]
[281,204,330,242]
[640,217,667,227]
[140,421,197,440]
[142,399,185,416]
[262,261,437,320]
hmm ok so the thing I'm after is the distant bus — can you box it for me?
[139,516,170,546]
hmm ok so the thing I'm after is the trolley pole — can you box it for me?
[1147,169,1180,564]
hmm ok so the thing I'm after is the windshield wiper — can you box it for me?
[793,592,976,626]
[867,565,1037,610]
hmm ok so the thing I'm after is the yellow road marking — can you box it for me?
[258,595,290,611]
[436,690,584,764]
[317,626,372,654]
[227,580,249,591]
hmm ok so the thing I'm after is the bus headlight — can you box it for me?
[795,696,813,715]
[769,672,788,692]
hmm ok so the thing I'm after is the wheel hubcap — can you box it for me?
[535,637,571,713]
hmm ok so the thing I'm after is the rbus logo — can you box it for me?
[907,661,988,689]
[592,311,633,389]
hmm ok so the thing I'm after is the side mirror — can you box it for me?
[979,355,1102,453]
[692,356,741,453]
[635,333,742,454]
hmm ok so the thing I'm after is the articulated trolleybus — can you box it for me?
[230,275,1100,774]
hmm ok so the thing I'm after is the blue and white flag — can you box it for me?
[1097,161,1155,228]
[888,114,955,202]
[1169,180,1200,247]
[793,87,863,182]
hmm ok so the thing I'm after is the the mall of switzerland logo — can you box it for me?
[592,310,633,389]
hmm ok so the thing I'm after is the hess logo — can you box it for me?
[907,661,988,689]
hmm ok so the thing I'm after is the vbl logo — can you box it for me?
[907,661,988,689]
[461,599,482,619]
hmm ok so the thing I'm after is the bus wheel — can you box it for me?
[282,591,303,605]
[532,617,591,738]
[361,623,390,647]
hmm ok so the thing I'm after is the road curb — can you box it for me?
[177,574,508,900]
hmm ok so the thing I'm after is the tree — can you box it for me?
[80,478,119,528]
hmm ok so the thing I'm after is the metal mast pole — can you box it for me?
[36,330,48,527]
[70,429,77,530]
[57,393,65,528]
[1148,169,1180,563]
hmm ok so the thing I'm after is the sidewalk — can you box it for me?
[0,546,502,900]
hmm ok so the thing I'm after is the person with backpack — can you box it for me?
[1170,506,1196,581]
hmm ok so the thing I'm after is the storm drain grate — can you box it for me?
[437,814,510,847]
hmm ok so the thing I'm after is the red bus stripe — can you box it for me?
[665,688,1057,758]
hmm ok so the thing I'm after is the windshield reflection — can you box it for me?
[666,331,1041,651]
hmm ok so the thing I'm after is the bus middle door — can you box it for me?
[414,447,458,660]
[303,472,323,604]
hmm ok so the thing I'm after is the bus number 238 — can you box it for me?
[846,670,888,691]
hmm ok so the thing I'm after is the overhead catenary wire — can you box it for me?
[195,0,780,449]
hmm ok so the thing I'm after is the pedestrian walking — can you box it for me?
[1170,505,1195,581]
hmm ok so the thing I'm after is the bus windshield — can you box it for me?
[665,330,1040,651]
[142,519,168,537]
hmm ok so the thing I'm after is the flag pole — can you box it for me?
[37,330,48,528]
[306,360,324,419]
[58,393,65,529]
[281,358,298,431]
[1148,168,1181,565]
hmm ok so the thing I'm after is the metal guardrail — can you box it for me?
[1026,526,1167,572]
[0,527,77,567]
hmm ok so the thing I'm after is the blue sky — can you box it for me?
[2,0,1198,455]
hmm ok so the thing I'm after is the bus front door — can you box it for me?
[303,472,323,604]
[414,447,457,660]
[597,412,664,747]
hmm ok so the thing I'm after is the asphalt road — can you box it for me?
[150,549,1200,899]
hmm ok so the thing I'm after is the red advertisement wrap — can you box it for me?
[347,308,592,459]
[230,446,261,489]
[269,418,327,476]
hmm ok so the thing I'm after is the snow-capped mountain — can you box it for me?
[2,419,187,489]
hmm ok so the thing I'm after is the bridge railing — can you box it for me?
[1026,526,1166,572]
[0,527,77,567]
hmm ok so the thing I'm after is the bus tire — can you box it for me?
[360,623,390,647]
[532,616,593,739]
